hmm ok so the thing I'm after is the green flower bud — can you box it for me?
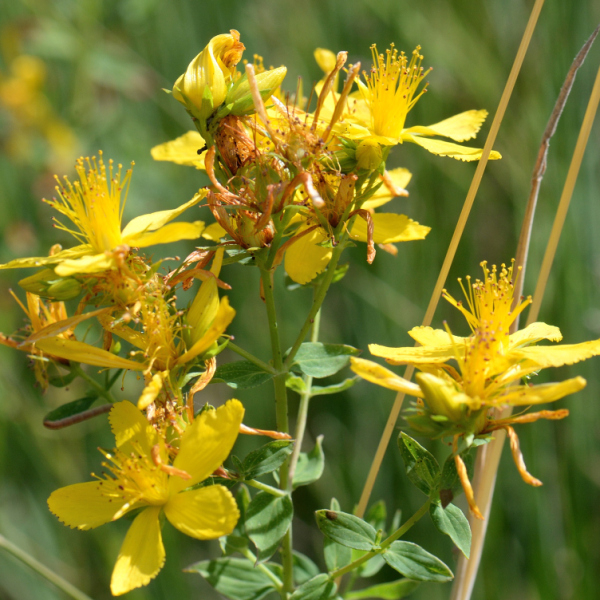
[415,371,471,422]
[19,269,81,301]
[356,139,384,171]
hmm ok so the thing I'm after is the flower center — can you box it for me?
[46,153,131,253]
[362,45,430,139]
[93,442,169,519]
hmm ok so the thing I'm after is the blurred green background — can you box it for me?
[1,0,599,598]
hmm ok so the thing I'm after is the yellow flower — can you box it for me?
[283,169,429,285]
[0,153,206,277]
[351,260,600,516]
[48,399,243,595]
[173,30,245,120]
[330,45,501,161]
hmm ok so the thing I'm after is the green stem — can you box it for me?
[329,500,431,579]
[0,534,95,600]
[241,547,284,591]
[245,479,289,498]
[287,306,321,488]
[70,364,117,404]
[259,266,293,597]
[283,239,346,369]
[227,341,276,374]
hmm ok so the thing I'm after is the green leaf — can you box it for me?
[324,499,352,572]
[365,500,387,533]
[429,502,471,559]
[382,541,453,582]
[42,395,99,428]
[355,551,386,578]
[213,361,274,389]
[345,579,420,600]
[438,449,475,507]
[315,510,378,551]
[293,551,320,585]
[242,440,294,480]
[220,485,251,556]
[245,492,293,563]
[290,574,337,600]
[47,370,78,388]
[311,377,358,396]
[293,436,325,489]
[397,433,440,496]
[286,374,307,394]
[290,342,360,378]
[185,557,281,600]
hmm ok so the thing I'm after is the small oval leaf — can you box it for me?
[429,502,471,558]
[397,432,440,496]
[316,510,378,552]
[383,541,453,582]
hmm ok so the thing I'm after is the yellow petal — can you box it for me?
[202,222,228,241]
[403,110,489,142]
[177,296,235,364]
[54,252,115,276]
[164,485,239,539]
[0,245,91,270]
[284,228,333,285]
[362,168,412,210]
[109,400,159,456]
[138,373,165,411]
[350,357,424,398]
[497,377,586,406]
[34,337,145,371]
[23,307,111,346]
[151,131,207,169]
[403,134,502,161]
[110,507,165,596]
[128,221,205,248]
[48,481,128,530]
[408,326,466,347]
[510,339,600,369]
[508,322,563,347]
[350,213,430,244]
[187,277,219,344]
[169,399,244,495]
[121,191,206,239]
[369,342,457,365]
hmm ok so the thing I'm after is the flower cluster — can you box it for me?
[352,261,600,517]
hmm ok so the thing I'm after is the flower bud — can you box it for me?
[19,268,82,301]
[173,30,245,120]
[314,48,337,74]
[356,139,384,171]
[226,66,287,115]
[415,372,471,422]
